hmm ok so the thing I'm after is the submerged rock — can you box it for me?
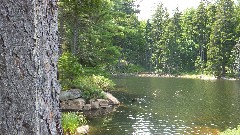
[84,106,118,118]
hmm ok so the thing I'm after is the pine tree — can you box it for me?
[151,2,169,71]
[207,0,237,77]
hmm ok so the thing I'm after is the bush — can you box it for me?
[116,60,145,73]
[82,66,109,77]
[62,112,87,135]
[220,125,240,135]
[58,52,116,100]
[58,52,83,90]
[91,75,115,91]
[127,63,145,73]
[73,75,115,100]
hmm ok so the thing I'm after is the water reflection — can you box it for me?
[88,77,240,135]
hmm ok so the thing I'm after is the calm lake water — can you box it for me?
[88,77,240,135]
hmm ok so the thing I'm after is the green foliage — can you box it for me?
[116,59,145,73]
[147,0,239,77]
[58,53,115,100]
[90,75,115,91]
[82,67,109,77]
[62,112,87,135]
[58,52,83,90]
[127,63,145,73]
[58,0,240,78]
[73,75,115,100]
[220,125,240,135]
[207,0,237,77]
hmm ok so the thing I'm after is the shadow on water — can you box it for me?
[88,77,240,135]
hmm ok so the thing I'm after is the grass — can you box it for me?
[62,112,87,135]
[220,126,240,135]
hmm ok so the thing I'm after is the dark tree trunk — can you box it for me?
[0,0,62,134]
[58,7,64,56]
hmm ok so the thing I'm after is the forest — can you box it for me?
[58,0,240,80]
[1,0,240,134]
[57,1,240,132]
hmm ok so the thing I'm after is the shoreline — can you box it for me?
[112,73,238,81]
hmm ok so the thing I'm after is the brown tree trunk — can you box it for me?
[0,0,62,134]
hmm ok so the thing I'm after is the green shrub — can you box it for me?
[220,125,240,135]
[91,75,115,91]
[127,63,145,73]
[73,75,115,100]
[116,60,145,73]
[58,52,116,100]
[82,66,109,77]
[62,112,87,135]
[58,52,83,90]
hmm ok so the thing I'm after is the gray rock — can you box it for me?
[59,89,82,101]
[97,99,109,106]
[83,104,91,111]
[90,99,100,109]
[76,125,89,135]
[104,92,120,105]
[60,98,85,110]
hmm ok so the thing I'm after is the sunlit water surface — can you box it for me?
[88,77,240,135]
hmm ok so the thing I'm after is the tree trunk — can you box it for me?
[0,1,62,134]
[58,7,64,56]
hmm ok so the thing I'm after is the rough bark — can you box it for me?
[0,0,62,134]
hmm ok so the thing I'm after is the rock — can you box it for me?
[60,91,120,112]
[104,92,120,105]
[84,107,117,117]
[76,125,89,135]
[83,104,91,111]
[60,98,85,110]
[59,89,82,101]
[90,99,100,109]
[97,99,109,106]
[101,105,111,109]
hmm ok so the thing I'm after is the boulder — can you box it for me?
[83,104,91,111]
[59,89,82,101]
[76,125,89,135]
[97,99,109,106]
[60,90,120,112]
[104,92,120,105]
[84,107,117,117]
[90,99,100,109]
[60,98,85,110]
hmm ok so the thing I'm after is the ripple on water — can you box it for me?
[89,77,240,135]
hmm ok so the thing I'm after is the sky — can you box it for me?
[135,0,205,20]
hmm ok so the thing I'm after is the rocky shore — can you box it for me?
[60,89,120,135]
[113,73,238,81]
[60,89,120,111]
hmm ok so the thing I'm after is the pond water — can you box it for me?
[88,77,240,135]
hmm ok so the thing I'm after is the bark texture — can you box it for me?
[0,0,62,134]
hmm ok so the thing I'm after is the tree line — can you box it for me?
[147,0,240,78]
[58,0,240,78]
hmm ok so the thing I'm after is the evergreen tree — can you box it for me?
[151,2,169,71]
[193,1,208,72]
[207,0,237,77]
[163,8,182,74]
[180,8,198,72]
